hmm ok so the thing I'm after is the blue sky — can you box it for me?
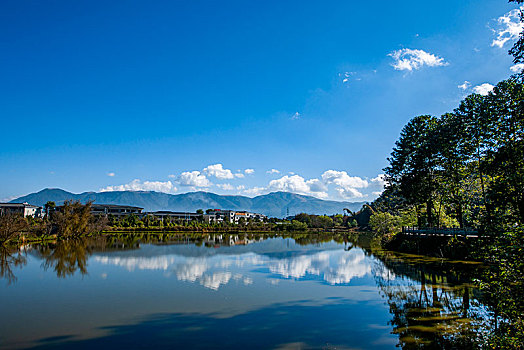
[1,0,522,201]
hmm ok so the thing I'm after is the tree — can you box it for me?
[436,107,485,228]
[44,201,56,220]
[509,0,524,64]
[369,212,400,236]
[0,214,29,244]
[384,115,439,227]
[51,201,94,237]
[288,220,307,231]
[482,78,524,226]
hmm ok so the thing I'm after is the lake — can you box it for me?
[0,233,490,349]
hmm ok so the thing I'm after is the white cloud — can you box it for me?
[458,81,471,90]
[473,83,495,96]
[267,175,328,199]
[0,195,18,202]
[203,164,234,180]
[510,63,524,73]
[321,170,368,189]
[107,172,115,177]
[370,174,386,188]
[306,178,328,193]
[492,7,524,48]
[243,186,265,196]
[99,167,389,201]
[100,179,177,193]
[321,170,368,200]
[216,183,234,191]
[179,171,211,187]
[335,187,364,199]
[369,174,386,197]
[389,48,448,71]
[339,71,355,83]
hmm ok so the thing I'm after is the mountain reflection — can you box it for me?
[93,246,376,290]
[1,234,492,349]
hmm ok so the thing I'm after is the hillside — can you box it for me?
[11,188,365,217]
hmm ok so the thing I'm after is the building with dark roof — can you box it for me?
[147,211,200,221]
[0,203,43,218]
[90,204,143,217]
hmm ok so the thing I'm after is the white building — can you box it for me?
[204,209,267,224]
[0,203,43,218]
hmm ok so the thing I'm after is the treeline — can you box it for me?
[291,213,357,230]
[369,75,523,235]
[1,203,361,245]
[0,201,108,244]
[367,47,524,349]
[108,213,268,229]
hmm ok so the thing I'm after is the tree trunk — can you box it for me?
[427,200,434,227]
[457,203,464,229]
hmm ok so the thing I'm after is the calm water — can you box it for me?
[0,234,489,349]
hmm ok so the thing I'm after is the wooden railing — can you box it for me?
[402,226,479,237]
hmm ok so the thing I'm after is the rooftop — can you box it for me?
[0,202,41,209]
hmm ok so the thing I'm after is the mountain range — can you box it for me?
[10,188,366,217]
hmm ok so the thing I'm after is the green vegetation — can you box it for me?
[0,201,109,245]
[365,4,524,344]
[0,203,361,246]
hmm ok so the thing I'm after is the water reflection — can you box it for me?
[0,245,26,284]
[92,243,375,290]
[0,233,491,349]
[370,249,485,349]
[38,239,91,278]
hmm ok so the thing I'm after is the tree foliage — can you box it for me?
[509,0,524,64]
[378,76,524,233]
[0,214,29,244]
[51,201,106,237]
[372,74,524,347]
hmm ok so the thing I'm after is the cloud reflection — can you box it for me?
[268,250,372,284]
[93,246,382,290]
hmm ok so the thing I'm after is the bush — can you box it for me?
[369,212,401,236]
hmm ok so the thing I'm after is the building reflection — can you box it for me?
[1,232,492,349]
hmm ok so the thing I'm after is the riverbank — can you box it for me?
[380,233,486,260]
[3,229,355,248]
[364,228,524,348]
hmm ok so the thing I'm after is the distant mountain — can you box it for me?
[10,188,366,217]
